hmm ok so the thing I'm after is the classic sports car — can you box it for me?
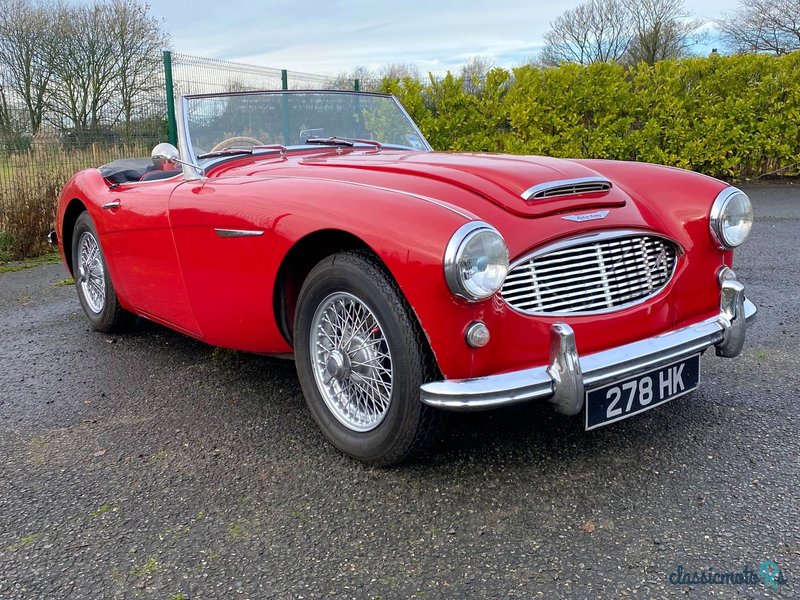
[53,90,756,465]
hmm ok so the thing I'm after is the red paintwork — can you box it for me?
[56,148,732,380]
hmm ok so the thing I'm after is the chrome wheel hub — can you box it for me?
[309,292,393,432]
[77,231,106,314]
[326,350,350,380]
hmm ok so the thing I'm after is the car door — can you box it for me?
[101,178,202,336]
[167,176,291,354]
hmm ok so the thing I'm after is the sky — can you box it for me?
[144,0,735,76]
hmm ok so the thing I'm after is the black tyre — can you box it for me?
[294,251,438,465]
[71,212,134,333]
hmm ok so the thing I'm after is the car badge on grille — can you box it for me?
[561,210,609,223]
[652,246,668,271]
[607,251,634,275]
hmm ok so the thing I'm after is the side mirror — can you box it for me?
[151,142,179,169]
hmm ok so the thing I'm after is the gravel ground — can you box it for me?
[0,185,797,599]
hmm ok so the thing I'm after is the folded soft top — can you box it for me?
[98,158,153,184]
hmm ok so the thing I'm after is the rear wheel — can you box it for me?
[71,212,134,333]
[294,251,437,465]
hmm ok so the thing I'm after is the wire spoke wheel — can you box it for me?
[295,251,437,464]
[77,231,106,314]
[309,291,393,432]
[70,212,134,333]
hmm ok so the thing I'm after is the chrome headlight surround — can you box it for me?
[444,222,509,301]
[710,187,753,249]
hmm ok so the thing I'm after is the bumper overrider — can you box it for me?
[420,280,757,414]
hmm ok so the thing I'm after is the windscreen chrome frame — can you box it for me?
[177,96,202,181]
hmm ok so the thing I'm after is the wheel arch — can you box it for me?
[273,229,440,378]
[274,228,376,345]
[61,198,88,275]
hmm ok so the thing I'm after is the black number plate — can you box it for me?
[585,354,700,430]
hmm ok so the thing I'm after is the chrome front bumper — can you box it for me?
[420,280,757,414]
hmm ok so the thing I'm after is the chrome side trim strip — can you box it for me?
[521,177,612,201]
[214,228,265,238]
[420,280,756,412]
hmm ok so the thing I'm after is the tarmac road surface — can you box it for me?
[0,184,797,598]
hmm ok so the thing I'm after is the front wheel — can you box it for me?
[71,212,134,333]
[294,251,438,465]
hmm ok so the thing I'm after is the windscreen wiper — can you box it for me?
[196,148,253,159]
[306,136,382,150]
[306,136,355,147]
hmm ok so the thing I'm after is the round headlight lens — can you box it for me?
[445,223,509,301]
[710,188,753,248]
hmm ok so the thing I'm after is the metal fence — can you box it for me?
[0,51,363,168]
[163,52,369,144]
[0,51,367,260]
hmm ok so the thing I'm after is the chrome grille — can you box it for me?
[501,234,678,315]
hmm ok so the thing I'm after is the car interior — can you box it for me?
[99,158,181,184]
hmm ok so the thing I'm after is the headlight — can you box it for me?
[710,187,753,248]
[444,222,509,301]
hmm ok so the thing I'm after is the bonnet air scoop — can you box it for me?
[521,177,613,201]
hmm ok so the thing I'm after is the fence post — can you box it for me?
[163,50,178,146]
[354,79,360,92]
[280,69,290,144]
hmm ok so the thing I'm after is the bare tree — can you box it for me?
[47,0,166,142]
[48,2,120,138]
[350,65,377,90]
[540,0,701,66]
[624,0,702,64]
[379,63,421,81]
[717,0,800,54]
[459,56,494,94]
[540,0,632,66]
[107,0,169,136]
[0,0,59,133]
[326,65,375,91]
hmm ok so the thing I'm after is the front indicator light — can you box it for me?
[465,322,490,348]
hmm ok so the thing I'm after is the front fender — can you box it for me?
[267,178,490,376]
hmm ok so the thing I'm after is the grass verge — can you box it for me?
[0,251,61,274]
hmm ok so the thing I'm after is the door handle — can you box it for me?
[102,200,121,210]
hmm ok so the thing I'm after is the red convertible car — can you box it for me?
[53,90,756,465]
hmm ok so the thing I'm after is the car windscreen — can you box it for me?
[184,91,428,156]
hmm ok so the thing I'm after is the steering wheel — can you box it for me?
[210,135,264,152]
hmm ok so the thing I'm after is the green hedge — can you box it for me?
[381,53,800,180]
